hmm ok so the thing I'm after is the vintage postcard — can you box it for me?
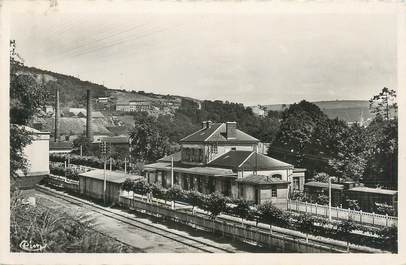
[0,0,405,264]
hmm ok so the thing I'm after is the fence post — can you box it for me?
[315,203,318,215]
[305,202,307,213]
[347,208,350,220]
[372,212,375,225]
[269,225,273,235]
[386,214,389,227]
[359,210,362,224]
[233,224,236,240]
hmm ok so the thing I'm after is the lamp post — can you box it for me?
[171,156,174,209]
[328,177,333,222]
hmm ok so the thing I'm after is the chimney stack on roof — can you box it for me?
[226,121,237,139]
[86,89,93,141]
[201,120,213,129]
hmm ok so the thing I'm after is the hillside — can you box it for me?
[259,100,374,123]
[18,65,192,109]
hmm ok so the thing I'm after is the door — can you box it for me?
[255,188,260,205]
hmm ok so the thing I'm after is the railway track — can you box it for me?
[35,185,235,253]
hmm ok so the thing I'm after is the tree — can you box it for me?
[328,123,368,183]
[269,101,329,172]
[129,113,170,163]
[369,87,397,120]
[363,105,398,188]
[10,40,47,182]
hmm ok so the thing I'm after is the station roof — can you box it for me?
[158,152,182,163]
[144,162,236,177]
[304,181,344,190]
[79,169,143,184]
[208,150,293,171]
[235,175,290,185]
[348,187,397,195]
[179,123,259,144]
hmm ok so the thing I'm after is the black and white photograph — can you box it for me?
[1,0,405,263]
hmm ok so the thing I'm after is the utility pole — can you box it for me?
[328,177,332,222]
[124,157,127,174]
[171,156,174,209]
[100,141,107,205]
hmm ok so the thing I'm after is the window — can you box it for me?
[239,184,244,197]
[293,177,300,190]
[211,144,218,154]
[231,147,236,151]
[271,187,277,197]
[272,174,282,180]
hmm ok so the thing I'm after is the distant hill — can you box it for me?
[259,100,374,123]
[17,65,195,109]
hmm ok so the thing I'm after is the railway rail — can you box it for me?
[35,185,235,253]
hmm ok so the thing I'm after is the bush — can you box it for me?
[186,190,204,211]
[378,225,397,252]
[203,192,228,219]
[257,202,291,228]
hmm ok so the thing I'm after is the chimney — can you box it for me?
[86,89,93,141]
[206,120,212,128]
[54,87,60,142]
[226,121,237,139]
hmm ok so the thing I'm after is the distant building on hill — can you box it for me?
[96,97,109,103]
[116,99,153,112]
[251,105,265,117]
[144,121,305,208]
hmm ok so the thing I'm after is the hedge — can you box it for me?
[121,178,397,252]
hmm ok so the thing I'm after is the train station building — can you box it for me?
[144,121,305,207]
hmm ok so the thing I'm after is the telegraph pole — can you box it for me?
[328,177,332,222]
[124,157,127,174]
[171,156,174,209]
[100,141,107,205]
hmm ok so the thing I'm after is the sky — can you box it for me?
[10,6,398,106]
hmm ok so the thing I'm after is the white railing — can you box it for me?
[287,200,397,227]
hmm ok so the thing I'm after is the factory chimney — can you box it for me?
[54,87,60,142]
[86,89,93,141]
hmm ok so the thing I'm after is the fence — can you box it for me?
[119,196,382,253]
[46,174,80,193]
[287,200,397,227]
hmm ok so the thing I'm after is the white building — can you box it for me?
[15,126,50,188]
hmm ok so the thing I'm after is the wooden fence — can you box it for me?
[119,196,382,253]
[46,174,80,193]
[287,200,397,227]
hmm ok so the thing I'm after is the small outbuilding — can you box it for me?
[235,175,290,209]
[78,169,142,204]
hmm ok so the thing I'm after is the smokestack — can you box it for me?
[86,89,93,141]
[54,87,60,142]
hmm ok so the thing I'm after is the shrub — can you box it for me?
[378,225,397,252]
[204,192,228,219]
[186,190,204,211]
[257,202,290,228]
